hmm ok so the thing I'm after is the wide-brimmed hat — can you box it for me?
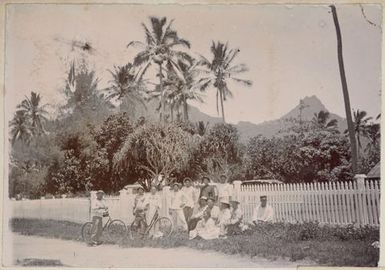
[220,198,230,205]
[183,178,192,184]
[136,186,145,191]
[199,196,208,201]
[171,182,181,188]
[96,190,104,194]
[230,199,240,204]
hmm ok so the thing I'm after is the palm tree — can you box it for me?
[364,122,380,156]
[127,16,192,123]
[16,91,48,135]
[9,111,32,144]
[106,63,147,113]
[351,109,372,149]
[311,110,338,130]
[164,60,204,122]
[330,5,359,173]
[198,41,252,122]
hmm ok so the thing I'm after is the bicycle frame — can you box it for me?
[144,210,160,234]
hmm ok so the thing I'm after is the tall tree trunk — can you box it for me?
[330,5,358,174]
[219,88,226,123]
[183,95,189,122]
[159,63,165,123]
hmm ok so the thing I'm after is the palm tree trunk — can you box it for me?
[330,5,358,174]
[183,95,189,122]
[219,88,226,123]
[159,63,165,123]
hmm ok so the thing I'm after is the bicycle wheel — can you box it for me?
[107,219,127,242]
[81,222,93,243]
[153,217,173,238]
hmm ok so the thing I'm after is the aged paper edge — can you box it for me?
[0,1,383,270]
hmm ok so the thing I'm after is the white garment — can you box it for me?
[146,194,161,224]
[134,194,148,212]
[218,208,232,235]
[169,190,186,210]
[170,209,188,230]
[217,183,233,200]
[189,218,220,240]
[209,205,220,220]
[181,186,198,208]
[230,207,243,224]
[252,204,275,222]
[91,199,107,217]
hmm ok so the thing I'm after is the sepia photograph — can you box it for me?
[2,2,382,268]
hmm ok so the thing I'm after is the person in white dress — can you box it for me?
[181,178,198,224]
[252,195,275,224]
[132,186,148,233]
[189,210,220,240]
[217,174,233,202]
[168,183,188,231]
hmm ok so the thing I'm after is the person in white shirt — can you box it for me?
[168,183,188,231]
[189,210,220,240]
[90,190,108,246]
[132,186,148,233]
[146,186,162,238]
[206,197,220,222]
[216,198,232,238]
[181,178,198,224]
[252,195,275,224]
[217,174,233,202]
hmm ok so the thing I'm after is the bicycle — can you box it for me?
[130,209,173,239]
[81,212,128,243]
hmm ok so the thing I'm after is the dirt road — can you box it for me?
[7,234,314,268]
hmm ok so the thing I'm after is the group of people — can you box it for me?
[89,175,275,245]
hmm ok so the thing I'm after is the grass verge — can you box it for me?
[10,218,379,267]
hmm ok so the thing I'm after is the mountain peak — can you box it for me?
[283,95,328,120]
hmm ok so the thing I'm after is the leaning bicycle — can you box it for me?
[81,212,127,243]
[130,209,173,240]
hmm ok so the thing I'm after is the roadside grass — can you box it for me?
[10,218,379,267]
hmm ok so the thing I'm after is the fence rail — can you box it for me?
[10,175,380,227]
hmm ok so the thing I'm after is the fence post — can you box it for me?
[354,174,368,225]
[233,180,242,201]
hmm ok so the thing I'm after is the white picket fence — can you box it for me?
[237,176,380,226]
[10,174,380,227]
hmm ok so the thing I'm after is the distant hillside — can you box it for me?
[135,95,347,143]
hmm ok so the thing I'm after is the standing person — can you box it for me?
[181,178,197,224]
[168,183,188,231]
[132,186,148,233]
[206,197,220,222]
[90,190,108,246]
[199,176,218,201]
[146,186,162,238]
[217,174,233,202]
[188,196,208,231]
[252,195,275,224]
[146,186,161,225]
[216,198,232,238]
[189,210,220,240]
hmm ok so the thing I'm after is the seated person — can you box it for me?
[252,195,275,224]
[216,198,232,237]
[188,196,208,232]
[189,210,220,240]
[227,199,247,235]
[206,197,220,222]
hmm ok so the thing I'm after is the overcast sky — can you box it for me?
[5,4,382,125]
